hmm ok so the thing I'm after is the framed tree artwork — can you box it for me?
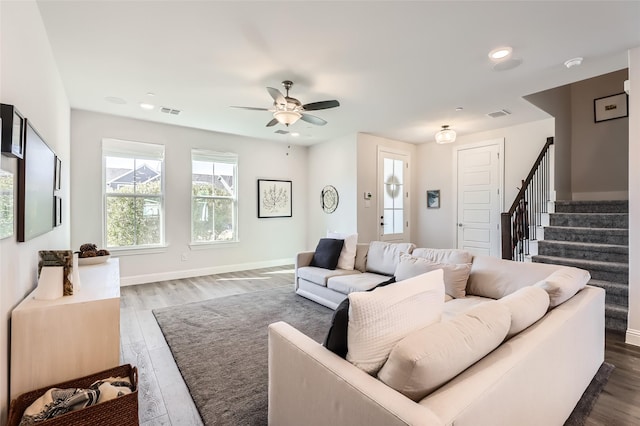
[257,179,292,218]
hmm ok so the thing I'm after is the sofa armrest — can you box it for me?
[295,251,315,290]
[268,321,444,426]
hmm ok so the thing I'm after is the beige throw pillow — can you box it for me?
[346,269,444,375]
[378,301,511,401]
[412,247,473,265]
[498,286,550,338]
[365,241,415,276]
[327,232,358,270]
[395,253,471,299]
[534,266,591,308]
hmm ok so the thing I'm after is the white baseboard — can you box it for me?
[625,328,640,347]
[120,258,294,286]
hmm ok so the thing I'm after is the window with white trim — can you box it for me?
[191,149,238,243]
[102,139,165,249]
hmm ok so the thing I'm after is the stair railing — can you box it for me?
[501,137,554,261]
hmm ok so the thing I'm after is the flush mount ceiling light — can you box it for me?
[488,46,513,61]
[564,57,583,68]
[139,102,154,110]
[435,125,456,144]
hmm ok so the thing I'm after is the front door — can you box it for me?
[455,140,503,256]
[378,149,409,242]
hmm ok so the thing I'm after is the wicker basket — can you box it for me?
[7,364,138,426]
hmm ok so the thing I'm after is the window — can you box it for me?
[102,139,165,249]
[191,149,238,244]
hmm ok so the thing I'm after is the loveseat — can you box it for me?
[271,241,605,426]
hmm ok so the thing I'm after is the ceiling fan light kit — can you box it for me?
[232,80,340,128]
[435,125,457,144]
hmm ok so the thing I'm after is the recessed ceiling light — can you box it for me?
[488,46,513,61]
[564,57,583,68]
[455,107,464,112]
[290,132,300,137]
[146,92,155,97]
[139,102,154,110]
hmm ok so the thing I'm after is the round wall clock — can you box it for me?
[321,185,339,214]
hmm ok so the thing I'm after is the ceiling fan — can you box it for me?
[232,80,340,127]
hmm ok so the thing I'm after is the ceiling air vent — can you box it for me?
[274,130,289,135]
[160,107,181,115]
[486,109,511,118]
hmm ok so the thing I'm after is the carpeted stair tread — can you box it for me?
[549,213,628,229]
[555,200,628,213]
[543,226,628,245]
[533,255,628,271]
[589,280,629,307]
[538,240,628,253]
[605,304,628,319]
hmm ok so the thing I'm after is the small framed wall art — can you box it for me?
[1,103,25,159]
[427,189,440,209]
[257,179,292,218]
[594,92,628,123]
[0,168,14,239]
[55,156,62,191]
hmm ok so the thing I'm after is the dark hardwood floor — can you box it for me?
[120,267,640,425]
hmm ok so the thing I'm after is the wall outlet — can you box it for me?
[181,252,189,261]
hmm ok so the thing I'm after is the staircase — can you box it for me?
[533,200,629,332]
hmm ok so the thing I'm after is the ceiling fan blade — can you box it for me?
[302,100,340,111]
[266,118,279,127]
[266,87,286,106]
[230,106,270,111]
[300,113,327,126]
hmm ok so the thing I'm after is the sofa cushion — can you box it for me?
[346,269,444,375]
[327,232,358,271]
[441,296,491,321]
[365,241,415,276]
[498,286,550,339]
[412,248,473,265]
[297,266,359,287]
[466,255,560,299]
[324,277,396,358]
[327,272,392,294]
[395,253,471,299]
[353,243,369,273]
[310,238,345,270]
[534,266,591,308]
[378,301,511,401]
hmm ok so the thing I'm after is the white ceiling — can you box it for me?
[36,1,640,146]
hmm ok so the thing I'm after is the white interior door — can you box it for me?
[378,149,409,242]
[455,141,503,256]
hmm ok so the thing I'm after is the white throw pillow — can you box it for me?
[346,269,444,375]
[534,266,591,308]
[327,232,358,270]
[378,301,511,401]
[395,253,471,299]
[498,286,550,339]
[365,241,415,276]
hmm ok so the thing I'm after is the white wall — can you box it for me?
[415,119,553,249]
[71,110,308,284]
[626,47,640,345]
[356,133,417,244]
[306,134,358,249]
[0,1,70,421]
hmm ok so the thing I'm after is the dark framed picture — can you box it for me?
[55,156,62,191]
[54,195,62,227]
[594,93,628,123]
[257,179,292,218]
[1,104,25,159]
[427,189,440,209]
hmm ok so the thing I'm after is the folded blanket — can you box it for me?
[19,376,133,425]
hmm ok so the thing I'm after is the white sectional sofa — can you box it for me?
[271,242,605,426]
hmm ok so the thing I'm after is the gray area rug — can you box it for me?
[153,286,333,426]
[154,286,613,426]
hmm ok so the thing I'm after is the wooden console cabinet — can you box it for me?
[10,258,121,399]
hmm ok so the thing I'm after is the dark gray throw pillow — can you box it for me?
[324,277,396,358]
[310,238,345,270]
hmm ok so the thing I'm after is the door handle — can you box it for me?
[458,223,463,227]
